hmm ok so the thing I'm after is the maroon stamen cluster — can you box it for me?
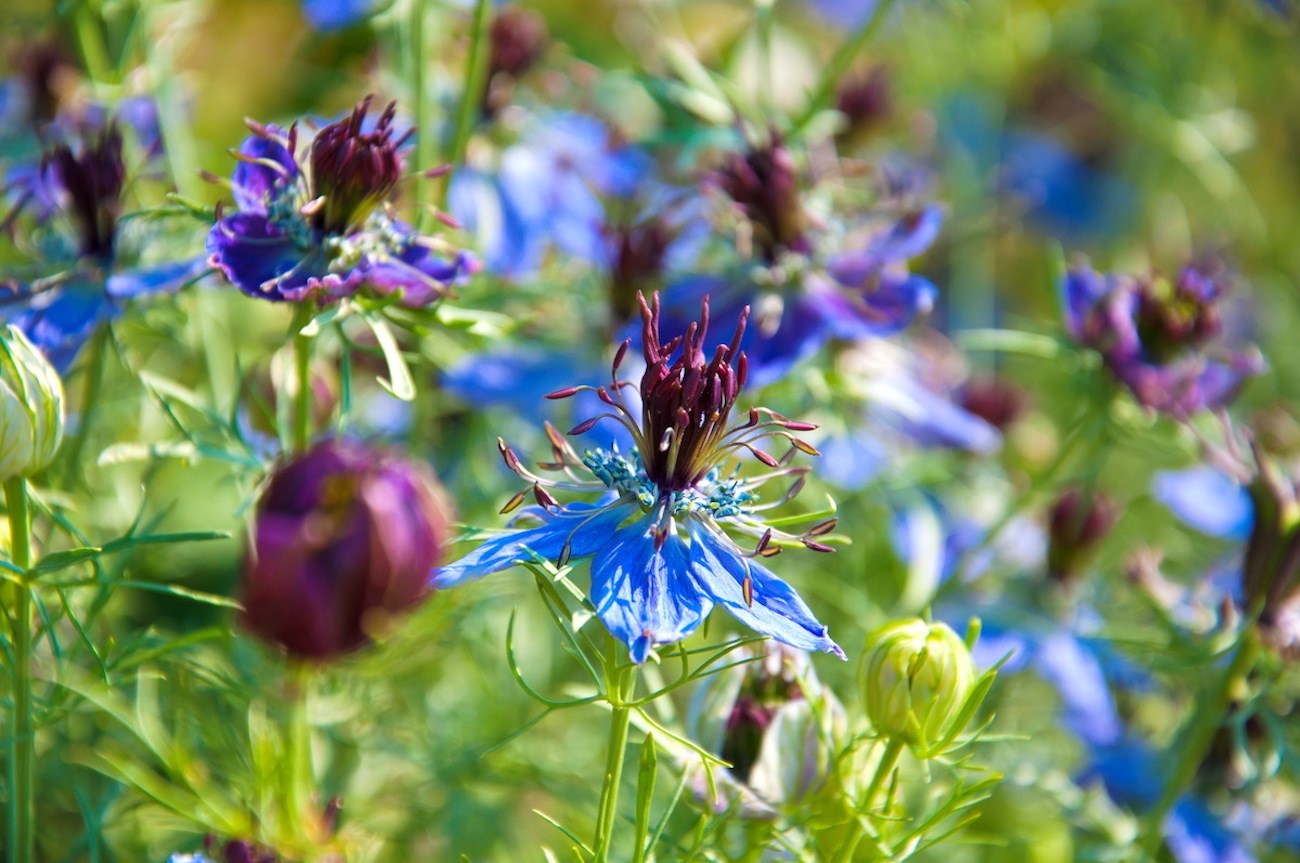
[1133,268,1224,364]
[42,123,126,262]
[636,291,750,490]
[308,97,409,234]
[715,136,809,264]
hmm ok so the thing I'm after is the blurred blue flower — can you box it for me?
[1063,261,1264,416]
[302,0,378,30]
[435,293,844,663]
[3,120,203,371]
[1154,466,1254,541]
[207,98,472,305]
[448,112,647,278]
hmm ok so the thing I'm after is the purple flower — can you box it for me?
[1063,260,1264,416]
[241,438,451,660]
[206,98,473,305]
[435,293,843,663]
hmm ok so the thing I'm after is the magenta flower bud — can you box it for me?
[488,7,548,80]
[308,98,408,235]
[958,375,1028,432]
[835,65,892,140]
[1046,487,1116,583]
[241,439,451,660]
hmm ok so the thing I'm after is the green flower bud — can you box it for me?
[0,326,65,480]
[861,618,977,752]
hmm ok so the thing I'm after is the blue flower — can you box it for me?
[448,113,647,278]
[302,0,378,30]
[206,98,473,305]
[2,120,203,371]
[434,293,844,663]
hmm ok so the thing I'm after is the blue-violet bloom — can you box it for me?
[206,97,472,305]
[434,292,844,663]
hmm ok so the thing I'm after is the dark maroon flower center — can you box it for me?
[638,292,748,492]
[716,137,809,264]
[42,123,126,262]
[1133,273,1222,364]
[308,98,408,234]
[489,7,548,80]
[720,673,804,782]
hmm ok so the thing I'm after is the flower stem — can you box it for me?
[285,662,314,839]
[291,306,314,453]
[835,738,905,863]
[446,0,493,185]
[789,0,898,137]
[409,0,432,230]
[61,326,109,489]
[6,477,35,863]
[593,639,635,862]
[1138,631,1259,857]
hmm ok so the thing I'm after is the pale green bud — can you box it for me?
[0,326,65,480]
[861,618,976,751]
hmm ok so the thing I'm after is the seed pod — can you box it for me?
[861,618,976,751]
[0,325,65,480]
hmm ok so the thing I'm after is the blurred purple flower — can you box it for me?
[1063,260,1263,416]
[435,293,843,663]
[242,438,451,660]
[207,98,473,305]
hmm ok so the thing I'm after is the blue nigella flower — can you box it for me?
[1063,260,1264,416]
[302,0,378,30]
[206,97,472,305]
[2,120,203,371]
[434,292,844,663]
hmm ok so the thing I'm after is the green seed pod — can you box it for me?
[0,326,65,480]
[861,618,976,751]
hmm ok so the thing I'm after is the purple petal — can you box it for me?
[230,130,299,213]
[206,213,319,300]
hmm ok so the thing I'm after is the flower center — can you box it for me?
[582,449,758,518]
[308,98,407,236]
[717,136,809,264]
[43,123,125,262]
[1133,269,1223,363]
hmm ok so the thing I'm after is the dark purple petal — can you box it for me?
[206,213,320,300]
[231,129,298,213]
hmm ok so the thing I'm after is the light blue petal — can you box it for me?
[1154,467,1254,541]
[590,516,712,662]
[1166,798,1255,863]
[686,521,843,658]
[105,257,206,300]
[1033,632,1122,747]
[434,503,635,589]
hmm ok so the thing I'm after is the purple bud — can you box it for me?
[835,65,892,140]
[308,98,406,234]
[1046,487,1117,583]
[488,7,548,80]
[958,375,1028,431]
[241,439,451,660]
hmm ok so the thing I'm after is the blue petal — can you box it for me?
[230,132,298,212]
[447,168,544,278]
[105,258,207,300]
[814,432,885,490]
[1154,467,1254,541]
[590,518,712,662]
[302,0,377,29]
[12,279,114,372]
[867,372,1001,453]
[1084,736,1163,809]
[686,521,844,658]
[1166,798,1255,863]
[813,271,936,340]
[1033,631,1122,747]
[206,214,319,300]
[433,503,635,589]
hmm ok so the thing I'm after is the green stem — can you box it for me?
[789,0,897,137]
[593,639,635,862]
[72,1,114,86]
[835,738,905,863]
[6,477,34,863]
[446,0,493,190]
[61,326,109,489]
[285,663,314,834]
[410,0,432,230]
[291,306,314,453]
[1139,632,1259,857]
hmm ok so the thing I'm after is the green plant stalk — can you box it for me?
[835,737,905,863]
[446,0,494,190]
[1139,631,1260,857]
[283,662,315,842]
[6,477,34,863]
[789,0,898,137]
[410,0,432,230]
[593,639,635,862]
[61,326,109,489]
[292,306,314,453]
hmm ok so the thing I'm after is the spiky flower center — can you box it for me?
[717,136,809,264]
[43,123,125,262]
[308,98,407,235]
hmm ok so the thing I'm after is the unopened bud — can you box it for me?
[861,618,976,751]
[1046,487,1116,583]
[0,325,65,480]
